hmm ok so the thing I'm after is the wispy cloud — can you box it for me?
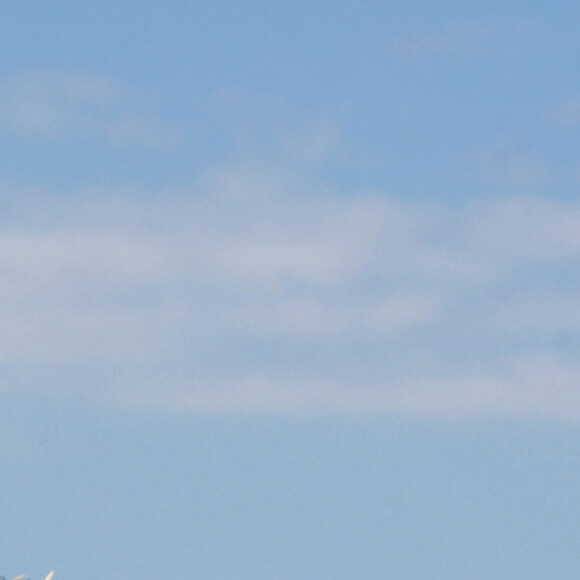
[0,70,177,147]
[0,168,579,418]
[392,16,537,60]
[471,136,549,190]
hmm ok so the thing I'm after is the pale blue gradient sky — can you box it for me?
[1,1,580,579]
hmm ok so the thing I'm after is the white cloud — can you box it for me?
[463,196,580,263]
[0,70,177,147]
[488,294,580,335]
[0,168,579,418]
[108,356,580,419]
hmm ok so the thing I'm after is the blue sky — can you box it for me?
[1,1,580,579]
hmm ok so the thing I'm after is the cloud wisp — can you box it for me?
[0,70,177,148]
[1,169,579,418]
[391,16,538,60]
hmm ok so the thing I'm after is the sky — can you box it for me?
[1,1,580,578]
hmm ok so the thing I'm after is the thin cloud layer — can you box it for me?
[391,16,537,59]
[1,168,579,418]
[0,70,177,147]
